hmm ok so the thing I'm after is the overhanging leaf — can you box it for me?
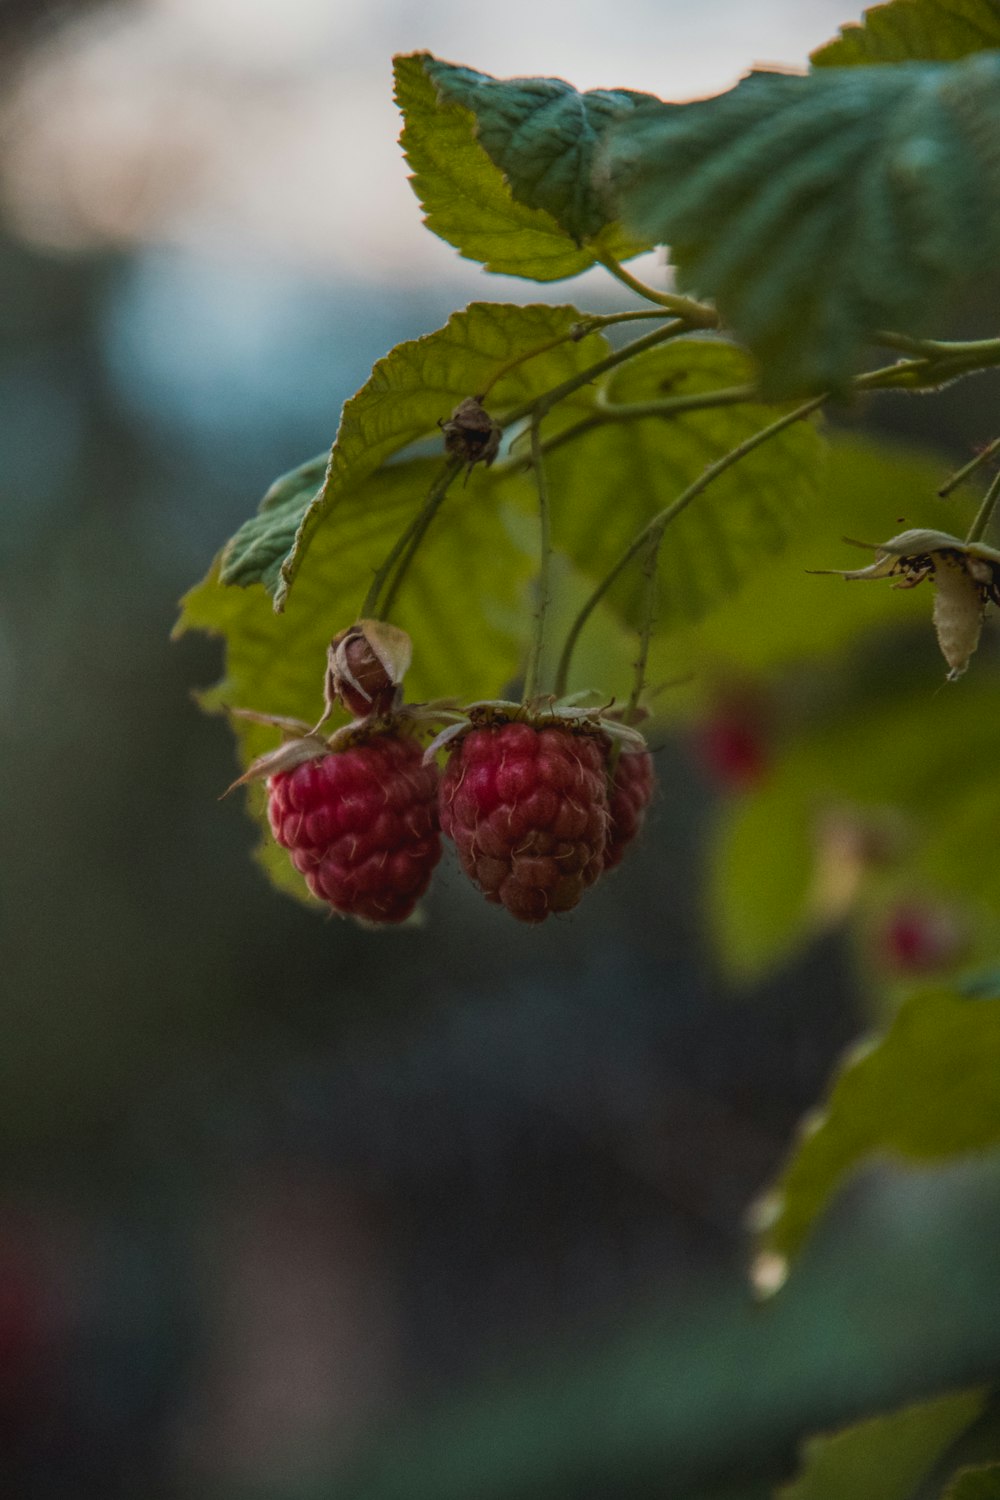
[778,1388,988,1500]
[395,55,646,280]
[601,54,1000,394]
[753,989,1000,1274]
[176,456,534,902]
[416,53,657,248]
[813,0,1000,66]
[222,302,609,610]
[542,338,824,644]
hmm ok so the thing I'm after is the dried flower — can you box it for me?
[816,529,1000,680]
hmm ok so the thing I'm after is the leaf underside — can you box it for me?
[602,54,1000,394]
[395,53,654,281]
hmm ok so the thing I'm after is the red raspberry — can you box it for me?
[267,732,440,924]
[878,901,965,977]
[440,720,609,923]
[604,749,656,869]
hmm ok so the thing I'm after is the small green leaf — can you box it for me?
[176,456,534,901]
[219,453,327,593]
[756,989,1000,1271]
[396,54,626,280]
[813,0,1000,66]
[544,338,824,638]
[944,1464,1000,1499]
[602,55,1000,394]
[418,53,656,248]
[779,1389,988,1500]
[222,302,608,610]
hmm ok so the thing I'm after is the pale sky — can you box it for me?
[0,0,860,282]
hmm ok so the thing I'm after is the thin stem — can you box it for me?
[359,458,463,618]
[498,319,689,429]
[494,383,761,473]
[522,420,552,702]
[476,309,676,403]
[628,531,660,717]
[965,464,1000,545]
[554,394,826,696]
[939,437,1000,498]
[596,250,719,327]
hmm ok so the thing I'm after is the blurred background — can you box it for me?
[4,3,1000,1498]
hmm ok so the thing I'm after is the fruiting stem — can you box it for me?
[498,319,689,429]
[554,394,826,696]
[596,250,719,327]
[360,458,463,619]
[522,418,552,703]
[477,309,674,401]
[965,464,1000,545]
[940,437,1000,498]
[627,531,660,718]
[516,384,760,468]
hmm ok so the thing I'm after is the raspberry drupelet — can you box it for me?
[604,749,656,870]
[440,719,610,923]
[268,731,440,924]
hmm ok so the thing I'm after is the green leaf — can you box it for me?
[601,55,1000,394]
[945,1464,1000,1499]
[395,55,643,281]
[222,302,609,610]
[543,338,825,643]
[411,53,657,252]
[778,1389,988,1500]
[813,0,1000,66]
[754,989,1000,1272]
[176,456,534,902]
[219,453,327,594]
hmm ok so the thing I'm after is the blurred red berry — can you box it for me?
[878,901,966,976]
[695,712,768,790]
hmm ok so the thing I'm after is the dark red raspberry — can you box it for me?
[604,749,656,869]
[267,731,440,924]
[440,720,609,923]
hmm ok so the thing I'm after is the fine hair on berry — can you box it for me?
[267,731,440,924]
[440,719,609,923]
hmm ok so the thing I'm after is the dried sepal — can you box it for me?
[438,397,501,472]
[324,620,413,719]
[814,530,1000,680]
[222,732,331,796]
[422,695,649,765]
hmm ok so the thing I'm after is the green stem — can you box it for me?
[359,458,463,618]
[939,437,1000,498]
[965,464,1000,545]
[476,309,676,402]
[522,420,552,703]
[627,531,660,718]
[498,319,689,430]
[495,383,760,473]
[596,250,719,327]
[554,394,826,696]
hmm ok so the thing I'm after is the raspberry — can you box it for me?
[878,901,965,977]
[267,731,440,924]
[604,749,656,870]
[440,719,609,923]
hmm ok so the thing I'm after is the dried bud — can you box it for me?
[814,529,1000,680]
[438,396,501,471]
[325,620,412,719]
